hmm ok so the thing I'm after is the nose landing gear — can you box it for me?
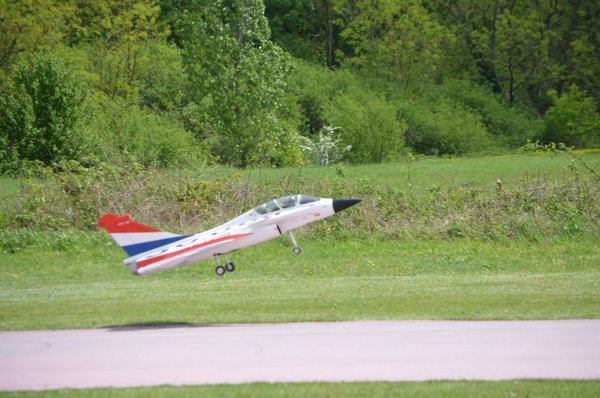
[289,231,301,255]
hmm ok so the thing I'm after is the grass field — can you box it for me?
[236,151,600,192]
[1,233,598,331]
[1,152,599,395]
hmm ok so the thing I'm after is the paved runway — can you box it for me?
[1,320,599,391]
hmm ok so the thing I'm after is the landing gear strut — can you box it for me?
[214,253,235,276]
[289,231,301,255]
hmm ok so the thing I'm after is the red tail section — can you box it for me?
[98,213,188,257]
[97,213,160,233]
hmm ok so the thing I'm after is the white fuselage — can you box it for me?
[127,198,335,275]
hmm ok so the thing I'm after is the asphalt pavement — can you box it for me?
[1,320,599,391]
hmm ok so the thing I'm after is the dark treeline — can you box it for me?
[1,0,599,172]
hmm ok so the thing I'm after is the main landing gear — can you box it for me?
[214,253,235,276]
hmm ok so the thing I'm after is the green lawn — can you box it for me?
[1,380,599,397]
[1,153,599,394]
[1,233,598,331]
[235,151,600,192]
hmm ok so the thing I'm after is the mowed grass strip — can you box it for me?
[1,235,598,330]
[1,380,599,398]
[237,151,600,191]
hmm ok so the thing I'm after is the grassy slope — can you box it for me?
[237,151,600,191]
[1,234,598,331]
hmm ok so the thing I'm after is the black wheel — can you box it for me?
[293,247,302,255]
[226,262,235,272]
[215,266,226,276]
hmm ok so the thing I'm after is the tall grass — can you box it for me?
[1,153,599,244]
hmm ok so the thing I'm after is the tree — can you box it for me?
[265,0,338,67]
[550,0,600,108]
[0,53,88,166]
[334,0,450,85]
[430,0,600,110]
[178,0,292,167]
[0,0,73,78]
[493,9,550,105]
[68,0,168,101]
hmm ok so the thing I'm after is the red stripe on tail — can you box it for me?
[98,213,160,233]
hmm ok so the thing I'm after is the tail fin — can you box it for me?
[98,213,189,257]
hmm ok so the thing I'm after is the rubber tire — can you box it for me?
[226,262,235,272]
[215,266,226,276]
[293,247,302,255]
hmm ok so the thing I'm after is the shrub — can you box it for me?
[540,85,600,148]
[7,157,599,243]
[289,61,406,163]
[324,89,406,163]
[439,79,542,147]
[0,52,88,170]
[399,98,496,156]
[88,96,206,168]
[300,125,352,166]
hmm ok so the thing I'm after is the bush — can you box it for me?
[289,61,406,163]
[136,42,187,112]
[325,89,406,163]
[9,160,245,232]
[88,96,206,168]
[439,79,542,147]
[0,52,88,170]
[540,85,600,148]
[399,98,496,156]
[300,125,351,166]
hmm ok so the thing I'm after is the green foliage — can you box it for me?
[324,90,406,162]
[334,0,450,85]
[0,53,88,170]
[289,61,406,163]
[300,125,351,166]
[7,160,240,232]
[0,0,73,74]
[5,154,600,242]
[439,79,542,147]
[493,8,550,104]
[179,0,294,167]
[2,0,600,173]
[68,0,168,102]
[426,1,600,110]
[88,96,205,168]
[265,0,331,64]
[399,97,496,156]
[540,86,600,148]
[136,42,187,111]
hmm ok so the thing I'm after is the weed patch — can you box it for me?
[1,154,599,242]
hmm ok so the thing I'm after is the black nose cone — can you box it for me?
[333,198,361,213]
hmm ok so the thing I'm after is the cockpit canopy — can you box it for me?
[254,195,319,215]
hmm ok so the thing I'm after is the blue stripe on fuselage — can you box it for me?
[122,235,191,257]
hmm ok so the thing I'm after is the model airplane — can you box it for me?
[98,195,360,276]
